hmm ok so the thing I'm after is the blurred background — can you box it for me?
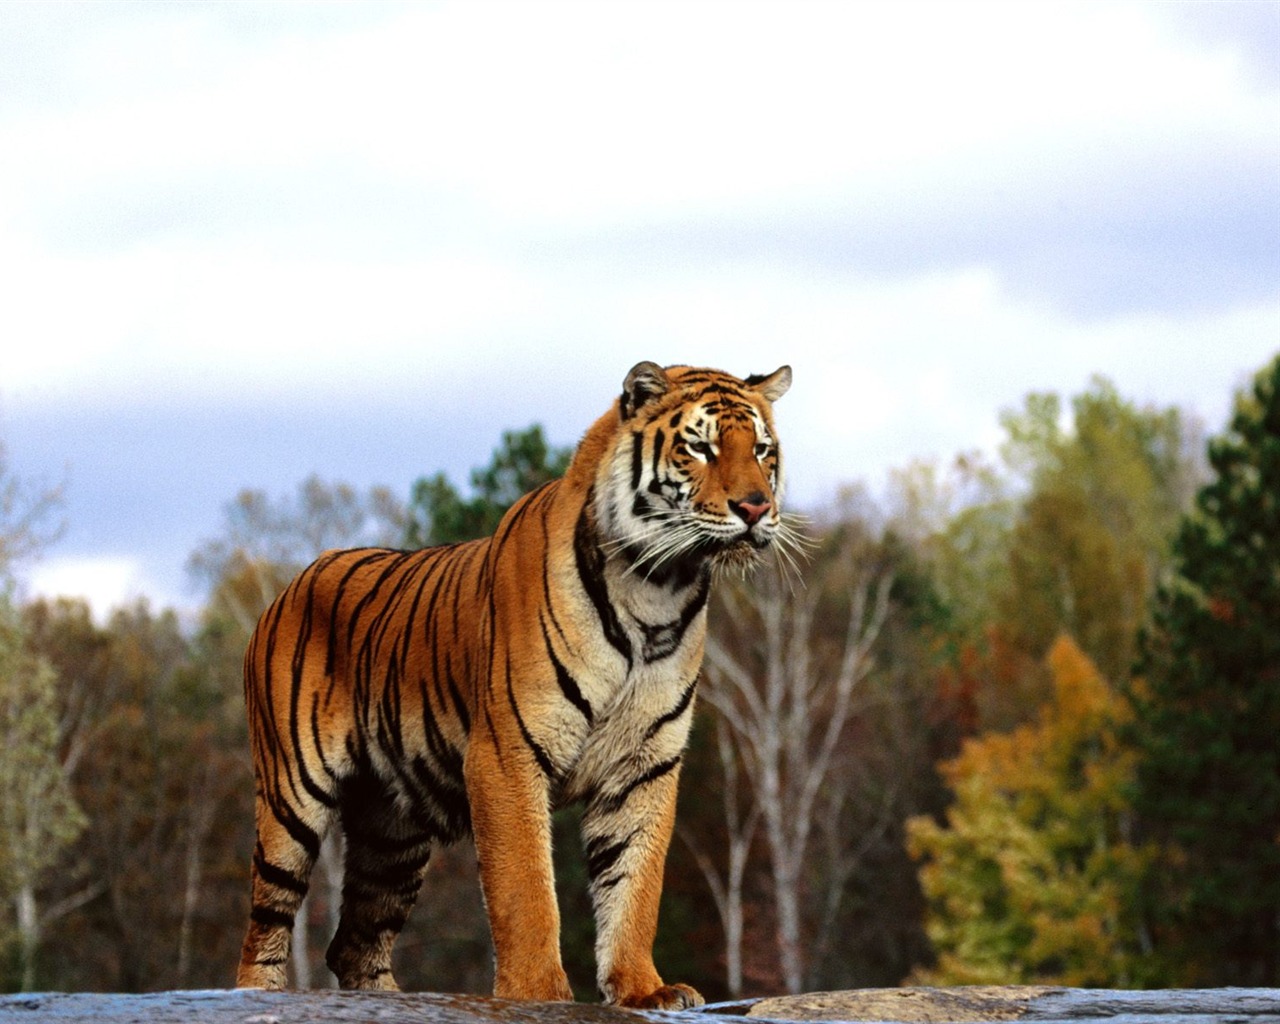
[0,0,1276,996]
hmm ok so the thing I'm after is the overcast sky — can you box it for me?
[2,0,1277,618]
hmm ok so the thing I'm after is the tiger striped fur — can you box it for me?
[235,362,793,1006]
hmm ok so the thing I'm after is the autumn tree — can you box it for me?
[908,636,1166,986]
[1128,353,1280,984]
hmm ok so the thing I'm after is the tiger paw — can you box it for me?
[618,983,705,1010]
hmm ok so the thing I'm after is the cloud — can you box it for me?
[2,1,1277,614]
[22,554,178,621]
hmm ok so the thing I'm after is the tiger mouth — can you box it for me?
[708,535,771,568]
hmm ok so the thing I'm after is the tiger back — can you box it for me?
[236,361,792,1007]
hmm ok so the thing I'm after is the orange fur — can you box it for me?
[236,363,791,1005]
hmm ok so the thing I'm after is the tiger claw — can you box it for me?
[620,983,705,1010]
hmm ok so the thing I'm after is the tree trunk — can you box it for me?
[680,719,758,997]
[771,857,805,994]
[17,882,37,992]
[292,894,313,989]
[703,553,893,996]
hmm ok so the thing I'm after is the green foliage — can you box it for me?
[0,595,87,989]
[15,597,251,991]
[888,453,1014,645]
[1128,353,1280,984]
[0,604,84,869]
[908,637,1167,986]
[405,425,572,546]
[912,379,1198,736]
[997,377,1194,686]
[0,444,63,578]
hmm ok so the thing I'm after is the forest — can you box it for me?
[1,354,1276,995]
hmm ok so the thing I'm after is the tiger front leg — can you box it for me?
[465,731,575,1002]
[582,762,704,1010]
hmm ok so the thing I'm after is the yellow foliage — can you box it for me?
[907,635,1164,986]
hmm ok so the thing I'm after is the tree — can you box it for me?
[21,600,251,992]
[700,520,894,993]
[0,438,75,991]
[996,378,1196,689]
[189,475,405,635]
[907,636,1165,986]
[404,425,571,546]
[911,381,1199,738]
[677,713,760,997]
[0,442,62,578]
[0,596,87,990]
[1128,353,1280,985]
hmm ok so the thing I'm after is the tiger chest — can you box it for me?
[540,575,710,802]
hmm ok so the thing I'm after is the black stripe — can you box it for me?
[507,661,558,780]
[573,495,633,666]
[639,573,709,661]
[651,428,665,481]
[253,847,309,896]
[270,798,322,862]
[482,703,506,771]
[594,756,683,816]
[343,825,433,859]
[639,620,681,663]
[266,560,336,813]
[324,550,394,677]
[586,831,634,883]
[445,664,471,735]
[250,905,296,930]
[645,677,698,741]
[630,431,644,490]
[345,858,428,894]
[541,617,593,725]
[309,699,339,786]
[489,481,555,565]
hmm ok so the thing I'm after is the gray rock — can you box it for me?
[2,988,1278,1024]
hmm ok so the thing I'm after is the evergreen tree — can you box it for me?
[405,425,572,546]
[1129,354,1280,984]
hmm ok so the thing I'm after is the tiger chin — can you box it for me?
[236,361,792,1007]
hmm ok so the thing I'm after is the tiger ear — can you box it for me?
[745,365,792,403]
[621,361,671,419]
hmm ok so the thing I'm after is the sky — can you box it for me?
[1,0,1277,619]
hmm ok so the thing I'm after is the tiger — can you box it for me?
[235,361,793,1007]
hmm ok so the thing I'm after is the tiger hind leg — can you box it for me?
[237,790,335,989]
[325,773,433,990]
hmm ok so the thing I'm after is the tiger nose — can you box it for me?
[729,493,771,527]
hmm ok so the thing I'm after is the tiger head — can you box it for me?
[589,361,793,579]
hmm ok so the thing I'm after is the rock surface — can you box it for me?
[2,987,1278,1024]
[742,987,1280,1022]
